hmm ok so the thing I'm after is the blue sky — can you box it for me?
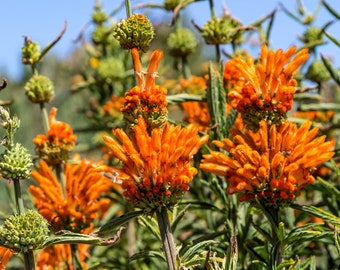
[1,0,339,80]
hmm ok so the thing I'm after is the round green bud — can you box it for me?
[0,143,33,180]
[24,75,55,104]
[201,16,243,45]
[113,14,155,52]
[167,28,198,57]
[21,37,41,65]
[91,3,108,25]
[0,210,49,253]
[307,61,331,83]
[301,26,323,44]
[97,57,125,82]
[92,25,115,45]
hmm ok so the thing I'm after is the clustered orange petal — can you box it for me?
[29,156,113,232]
[181,102,210,132]
[101,117,209,212]
[36,244,89,270]
[121,49,168,129]
[200,120,334,204]
[179,76,207,95]
[33,107,77,165]
[227,45,309,130]
[0,247,13,270]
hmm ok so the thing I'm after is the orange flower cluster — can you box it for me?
[102,95,125,118]
[201,120,334,204]
[227,45,309,130]
[33,107,77,165]
[29,156,113,233]
[36,244,89,270]
[121,48,168,130]
[0,247,12,270]
[179,76,207,95]
[101,117,209,212]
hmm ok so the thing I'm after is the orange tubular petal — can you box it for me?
[145,50,164,92]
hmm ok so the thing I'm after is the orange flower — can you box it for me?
[36,244,88,270]
[0,247,13,270]
[121,48,168,130]
[227,45,309,130]
[101,117,209,212]
[102,95,125,117]
[33,107,77,165]
[200,120,334,204]
[29,156,113,232]
[179,76,207,95]
[181,102,210,131]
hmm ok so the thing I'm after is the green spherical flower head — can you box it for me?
[201,16,243,45]
[113,14,155,52]
[167,28,198,57]
[24,75,55,104]
[92,25,115,45]
[0,143,33,180]
[301,26,323,46]
[307,61,331,83]
[0,210,49,253]
[97,57,125,82]
[21,37,41,65]
[91,3,108,25]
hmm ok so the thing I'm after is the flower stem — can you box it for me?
[13,179,25,215]
[125,0,132,17]
[24,252,36,270]
[156,207,177,270]
[39,102,49,133]
[71,244,84,270]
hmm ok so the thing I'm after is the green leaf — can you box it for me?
[94,210,143,237]
[316,177,340,197]
[44,227,124,248]
[180,240,217,262]
[225,235,238,270]
[129,250,165,262]
[166,93,205,104]
[322,0,340,19]
[321,54,340,85]
[300,102,340,111]
[139,215,161,240]
[335,229,340,257]
[291,204,340,227]
[324,31,340,47]
[171,204,190,232]
[275,259,295,270]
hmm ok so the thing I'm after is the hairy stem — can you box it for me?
[156,207,177,270]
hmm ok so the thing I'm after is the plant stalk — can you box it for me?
[156,207,177,270]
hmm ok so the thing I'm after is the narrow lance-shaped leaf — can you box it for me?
[321,54,340,85]
[94,210,143,237]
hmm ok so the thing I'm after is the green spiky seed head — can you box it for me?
[92,25,115,45]
[0,210,49,253]
[307,61,331,83]
[21,37,41,65]
[0,143,33,180]
[113,14,155,52]
[301,26,323,44]
[201,16,243,45]
[167,28,198,57]
[91,3,108,25]
[24,75,55,104]
[97,57,125,82]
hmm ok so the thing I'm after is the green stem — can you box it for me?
[24,252,36,270]
[71,244,84,270]
[125,0,132,17]
[56,164,66,198]
[13,179,25,215]
[156,207,177,270]
[181,56,191,79]
[39,103,49,133]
